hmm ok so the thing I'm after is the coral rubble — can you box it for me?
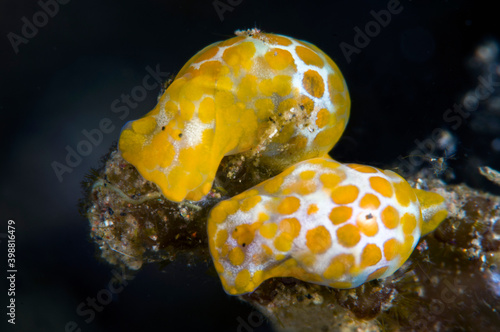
[82,149,500,331]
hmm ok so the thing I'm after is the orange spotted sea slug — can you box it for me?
[117,29,448,295]
[207,156,447,295]
[118,30,350,202]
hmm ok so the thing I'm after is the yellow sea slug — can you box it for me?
[207,156,447,295]
[118,30,350,202]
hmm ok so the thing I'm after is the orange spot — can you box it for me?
[307,204,319,215]
[277,196,301,214]
[209,207,225,226]
[215,75,233,93]
[198,97,215,124]
[211,199,238,223]
[328,72,345,94]
[324,159,341,170]
[323,254,355,279]
[263,176,284,194]
[369,176,394,198]
[260,75,292,97]
[266,34,293,46]
[220,244,230,258]
[240,195,262,212]
[261,244,273,256]
[300,170,316,180]
[367,266,389,281]
[383,238,399,261]
[297,40,324,55]
[234,269,251,290]
[215,229,228,248]
[402,213,417,235]
[257,212,270,223]
[347,164,378,173]
[176,45,219,78]
[299,95,315,115]
[279,218,301,238]
[228,247,245,266]
[329,206,353,225]
[274,233,294,252]
[274,75,293,96]
[336,224,361,248]
[306,226,332,254]
[193,45,219,64]
[295,45,324,68]
[222,42,256,75]
[275,253,286,261]
[319,173,342,188]
[264,48,295,71]
[252,270,264,286]
[359,194,381,210]
[288,135,309,153]
[255,98,274,119]
[197,60,223,78]
[302,69,325,98]
[381,206,399,229]
[259,223,278,239]
[237,75,258,102]
[331,185,359,204]
[360,244,382,268]
[287,179,316,196]
[313,126,340,147]
[394,180,415,207]
[315,108,330,128]
[325,118,345,147]
[356,212,379,236]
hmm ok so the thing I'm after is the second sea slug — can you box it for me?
[118,30,350,202]
[208,156,447,295]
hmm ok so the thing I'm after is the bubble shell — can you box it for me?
[208,156,447,295]
[118,31,350,202]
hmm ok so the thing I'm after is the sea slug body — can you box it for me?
[207,156,447,295]
[118,31,350,202]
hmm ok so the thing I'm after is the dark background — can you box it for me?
[1,0,499,331]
